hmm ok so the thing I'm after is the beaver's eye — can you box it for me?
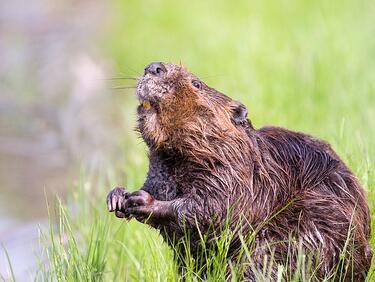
[192,80,202,90]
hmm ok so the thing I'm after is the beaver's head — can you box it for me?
[136,62,251,151]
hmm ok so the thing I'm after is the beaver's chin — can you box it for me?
[136,111,167,149]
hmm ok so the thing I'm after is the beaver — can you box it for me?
[107,62,372,280]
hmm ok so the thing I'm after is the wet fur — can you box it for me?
[130,64,372,280]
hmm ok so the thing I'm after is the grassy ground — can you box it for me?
[35,0,375,281]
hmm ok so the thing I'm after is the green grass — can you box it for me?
[31,0,375,281]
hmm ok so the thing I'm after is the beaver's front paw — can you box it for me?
[106,187,129,218]
[124,190,155,222]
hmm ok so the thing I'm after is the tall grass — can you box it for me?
[28,0,375,281]
[35,178,179,281]
[35,180,373,281]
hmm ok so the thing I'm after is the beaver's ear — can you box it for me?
[231,102,248,125]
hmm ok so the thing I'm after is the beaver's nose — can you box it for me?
[144,62,167,76]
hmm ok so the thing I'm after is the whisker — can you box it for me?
[111,86,137,90]
[105,77,138,81]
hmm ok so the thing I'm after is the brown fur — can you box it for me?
[107,62,372,280]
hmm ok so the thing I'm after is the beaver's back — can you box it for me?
[254,126,372,279]
[258,126,368,208]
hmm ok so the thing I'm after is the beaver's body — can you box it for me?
[107,62,372,280]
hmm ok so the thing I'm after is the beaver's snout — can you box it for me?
[137,62,176,106]
[144,62,167,76]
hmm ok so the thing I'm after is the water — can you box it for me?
[0,1,123,279]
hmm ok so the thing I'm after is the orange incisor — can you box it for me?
[142,100,151,110]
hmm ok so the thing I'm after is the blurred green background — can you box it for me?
[0,0,374,279]
[108,0,375,206]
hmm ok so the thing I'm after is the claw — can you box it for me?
[107,187,128,213]
[111,195,117,211]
